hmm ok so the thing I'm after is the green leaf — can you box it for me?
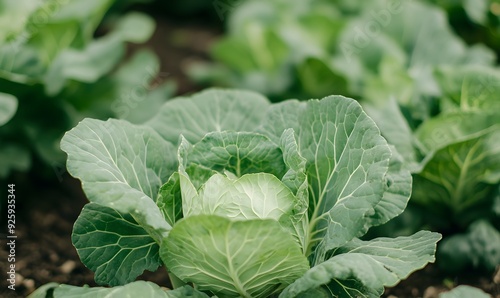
[382,1,470,67]
[0,92,17,126]
[0,44,45,83]
[439,285,492,298]
[163,285,211,298]
[0,0,41,43]
[494,187,500,216]
[51,0,114,23]
[434,65,500,112]
[156,172,183,227]
[413,129,500,221]
[72,203,161,286]
[31,281,203,298]
[261,96,396,258]
[179,129,310,252]
[111,12,155,43]
[367,146,411,228]
[279,128,310,251]
[438,220,500,272]
[462,0,489,25]
[61,118,176,241]
[29,283,209,298]
[363,98,419,169]
[258,99,303,145]
[279,128,308,198]
[157,163,216,227]
[297,57,348,98]
[280,231,441,298]
[186,131,287,178]
[324,278,379,298]
[26,282,59,298]
[44,35,125,95]
[295,286,337,298]
[162,215,309,298]
[212,37,257,72]
[110,49,175,123]
[29,21,80,66]
[146,89,271,144]
[184,173,297,221]
[362,56,414,107]
[0,144,31,178]
[415,111,500,153]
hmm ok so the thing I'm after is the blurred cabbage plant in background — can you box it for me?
[0,0,174,179]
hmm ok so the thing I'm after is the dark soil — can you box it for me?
[384,264,500,298]
[1,14,499,298]
[0,174,170,298]
[126,17,222,96]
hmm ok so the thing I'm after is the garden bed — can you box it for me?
[1,9,499,298]
[1,174,498,297]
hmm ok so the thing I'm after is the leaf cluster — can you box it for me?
[0,0,174,178]
[31,89,440,297]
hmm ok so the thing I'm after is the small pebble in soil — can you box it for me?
[494,267,500,284]
[60,260,76,274]
[15,273,24,285]
[17,260,26,270]
[23,278,35,292]
[40,269,50,278]
[50,252,59,262]
[423,286,440,298]
[411,288,419,297]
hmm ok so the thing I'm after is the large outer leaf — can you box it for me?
[147,89,271,144]
[260,96,403,259]
[61,118,176,241]
[367,146,411,227]
[72,203,161,286]
[280,231,441,298]
[162,215,309,298]
[28,281,208,298]
[439,285,492,298]
[363,98,419,169]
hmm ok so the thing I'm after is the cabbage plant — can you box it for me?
[30,89,440,297]
[0,0,172,178]
[364,65,500,272]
